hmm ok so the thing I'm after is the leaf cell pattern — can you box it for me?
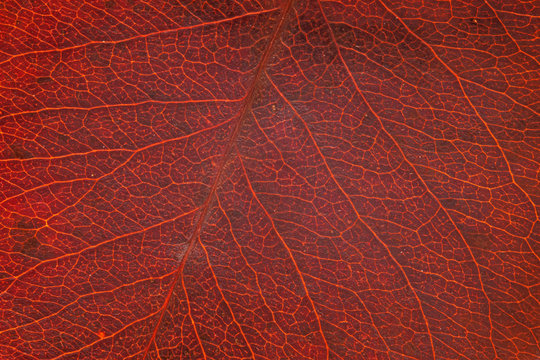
[0,0,538,359]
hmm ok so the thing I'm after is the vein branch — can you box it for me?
[139,1,296,358]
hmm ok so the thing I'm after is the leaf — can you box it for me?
[1,0,538,359]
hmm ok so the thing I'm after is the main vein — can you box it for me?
[140,1,295,358]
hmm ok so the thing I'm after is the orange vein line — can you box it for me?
[319,1,501,356]
[317,1,441,357]
[0,98,239,121]
[0,9,280,66]
[483,0,539,64]
[267,72,432,358]
[236,149,331,359]
[179,266,208,360]
[375,0,539,225]
[1,207,199,295]
[214,193,290,342]
[1,118,232,209]
[140,1,295,358]
[196,234,257,359]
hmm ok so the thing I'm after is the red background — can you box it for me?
[1,0,538,359]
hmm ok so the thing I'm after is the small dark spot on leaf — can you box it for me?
[37,76,52,84]
[20,236,40,256]
[139,116,152,126]
[436,140,457,154]
[58,133,70,144]
[466,233,492,250]
[9,144,32,159]
[440,198,458,209]
[17,219,36,230]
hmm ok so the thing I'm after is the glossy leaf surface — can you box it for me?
[1,0,539,359]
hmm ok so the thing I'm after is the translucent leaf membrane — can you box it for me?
[1,0,538,359]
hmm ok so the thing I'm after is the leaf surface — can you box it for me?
[1,0,539,359]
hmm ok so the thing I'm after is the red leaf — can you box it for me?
[1,0,538,359]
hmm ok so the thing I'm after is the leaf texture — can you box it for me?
[0,0,539,359]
